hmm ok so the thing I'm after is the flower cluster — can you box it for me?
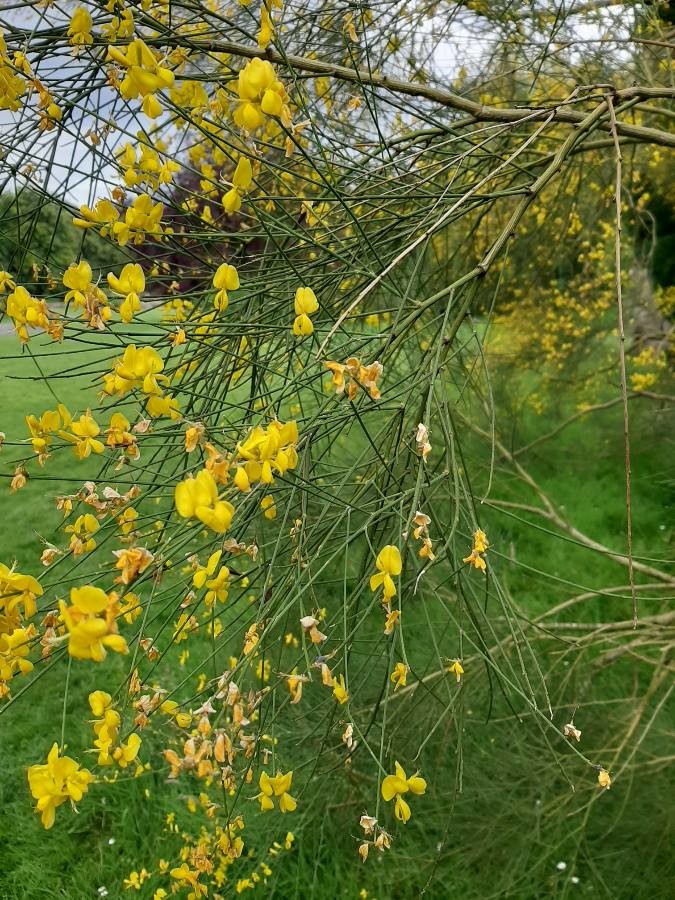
[103,345,179,418]
[63,260,111,329]
[175,469,235,533]
[233,420,299,490]
[257,770,297,813]
[117,142,180,190]
[89,690,142,768]
[0,563,42,696]
[325,357,383,400]
[234,58,290,131]
[58,586,129,661]
[107,38,175,118]
[107,262,145,323]
[5,283,55,343]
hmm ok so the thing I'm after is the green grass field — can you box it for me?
[1,335,673,899]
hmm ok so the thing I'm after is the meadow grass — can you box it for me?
[0,336,673,899]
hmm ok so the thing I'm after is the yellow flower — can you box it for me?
[236,419,298,486]
[0,624,37,696]
[63,259,94,303]
[193,549,221,588]
[233,156,253,191]
[473,528,489,553]
[332,673,349,704]
[0,270,16,292]
[6,285,50,342]
[67,7,93,51]
[222,156,253,214]
[146,393,180,419]
[369,545,402,602]
[292,286,319,337]
[390,662,408,690]
[293,312,314,336]
[27,743,94,829]
[113,546,153,584]
[103,344,165,397]
[65,513,99,555]
[243,622,259,655]
[107,38,174,114]
[325,357,383,401]
[171,326,186,346]
[89,690,120,764]
[123,868,150,890]
[175,469,235,533]
[598,768,611,790]
[212,263,240,311]
[117,507,137,536]
[300,615,326,644]
[463,549,486,572]
[59,586,128,661]
[384,608,400,635]
[60,412,105,460]
[25,407,63,461]
[108,263,145,323]
[381,761,426,824]
[184,423,204,452]
[463,530,488,572]
[447,659,464,683]
[258,770,297,813]
[258,4,275,49]
[233,466,251,492]
[112,193,164,246]
[119,592,142,624]
[204,563,230,607]
[0,562,43,622]
[287,668,305,704]
[260,494,277,519]
[106,412,138,457]
[113,732,141,768]
[73,197,120,234]
[234,58,288,130]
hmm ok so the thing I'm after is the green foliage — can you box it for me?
[0,190,123,288]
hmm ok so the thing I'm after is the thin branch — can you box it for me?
[136,33,675,148]
[608,92,637,629]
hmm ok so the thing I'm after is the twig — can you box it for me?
[607,92,637,629]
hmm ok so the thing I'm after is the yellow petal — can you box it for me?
[381,774,408,801]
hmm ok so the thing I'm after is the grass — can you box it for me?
[0,335,673,899]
